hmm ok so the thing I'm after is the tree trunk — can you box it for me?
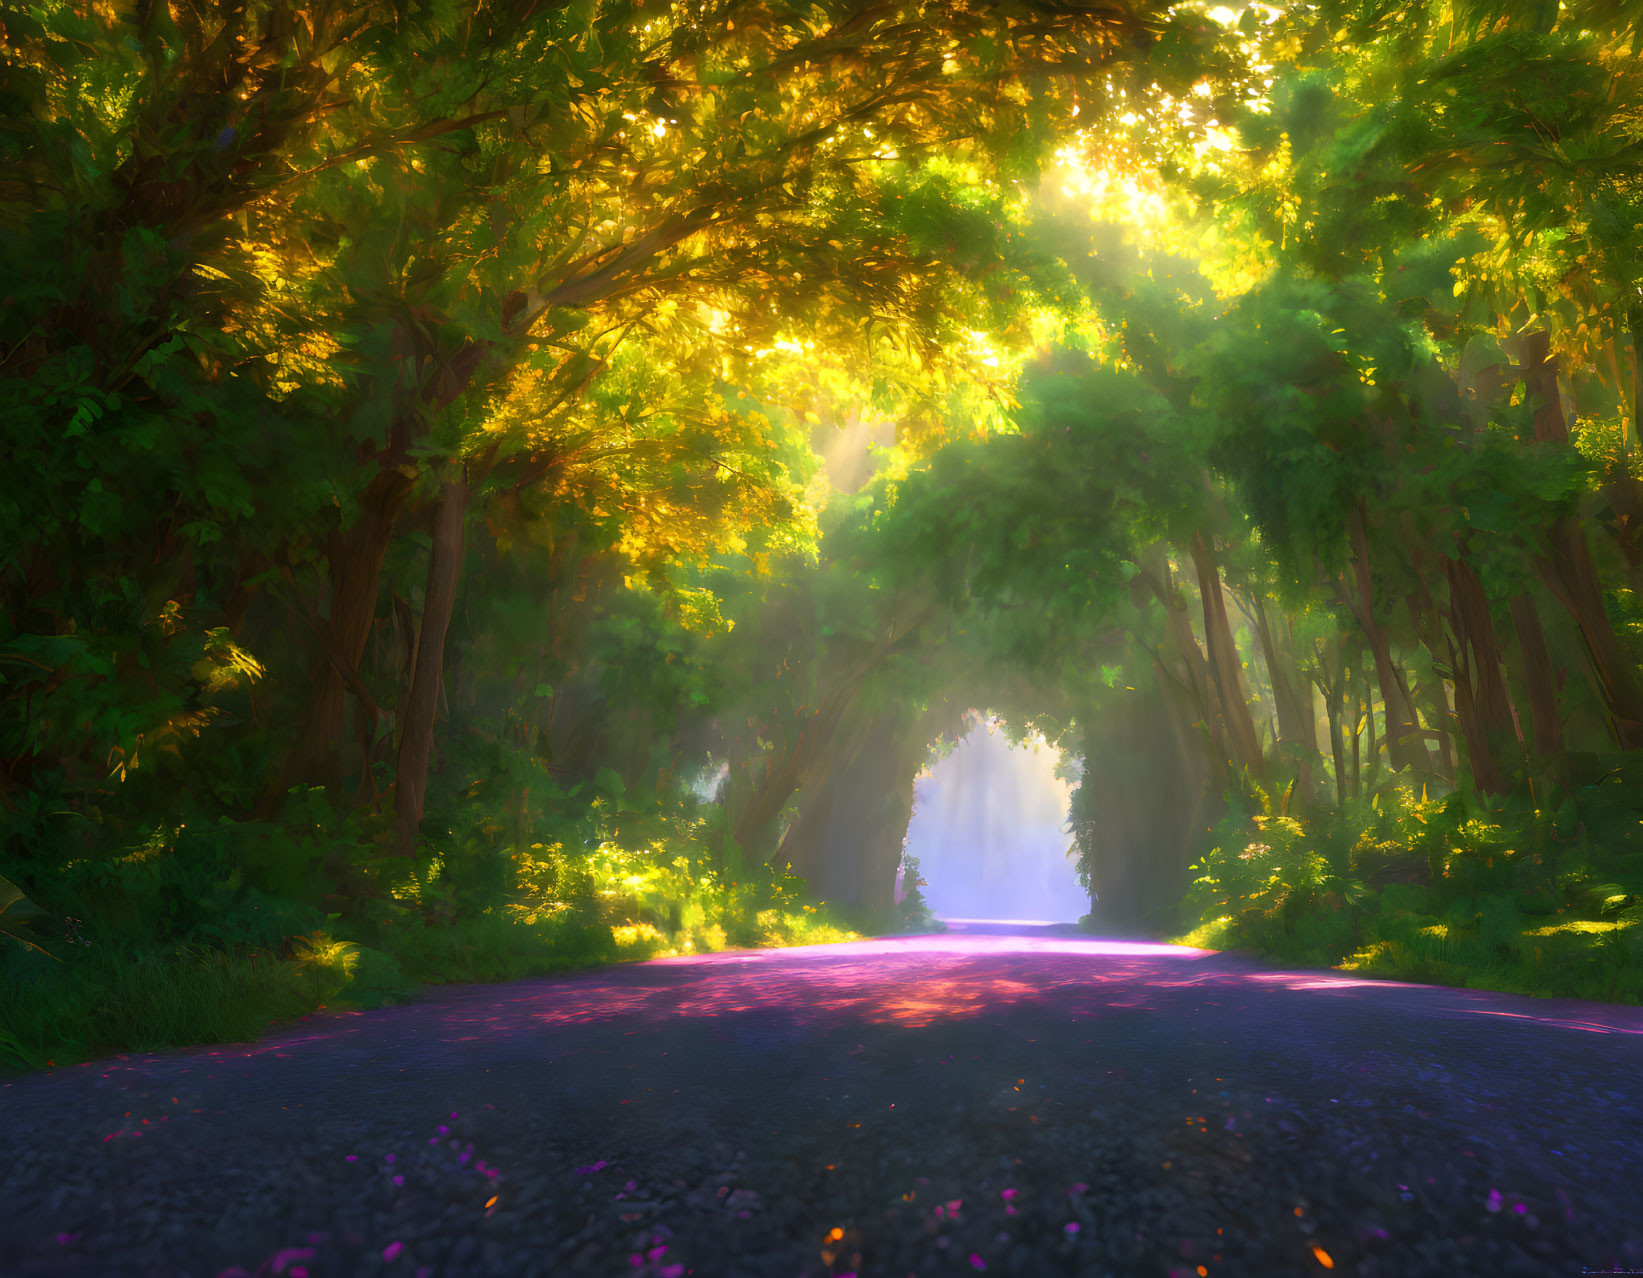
[1248,599,1317,804]
[1077,677,1211,931]
[1319,649,1348,808]
[275,467,416,801]
[1631,308,1643,452]
[1138,545,1229,787]
[1427,681,1457,784]
[1441,554,1522,795]
[1594,326,1643,579]
[1519,331,1643,748]
[394,466,468,856]
[732,674,866,860]
[1344,505,1425,772]
[1349,674,1362,799]
[1150,651,1215,823]
[777,707,928,916]
[1398,581,1456,784]
[1188,532,1266,779]
[1391,658,1454,784]
[1508,593,1563,758]
[1364,681,1376,775]
[1534,520,1643,748]
[730,613,927,859]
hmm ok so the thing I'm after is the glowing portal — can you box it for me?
[902,713,1087,923]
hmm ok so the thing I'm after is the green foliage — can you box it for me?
[891,853,942,935]
[0,872,55,960]
[1,942,328,1072]
[11,0,1643,1075]
[1177,760,1643,1003]
[1188,807,1357,938]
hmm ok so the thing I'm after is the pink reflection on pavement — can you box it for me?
[1460,1009,1633,1034]
[1239,972,1401,991]
[101,922,1643,1071]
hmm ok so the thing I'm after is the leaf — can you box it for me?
[0,874,59,961]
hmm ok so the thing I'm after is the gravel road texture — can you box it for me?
[3,920,1641,1278]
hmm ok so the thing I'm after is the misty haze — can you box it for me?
[903,713,1086,925]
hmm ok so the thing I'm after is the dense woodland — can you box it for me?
[4,0,1643,1070]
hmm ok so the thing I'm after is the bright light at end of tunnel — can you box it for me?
[904,712,1085,924]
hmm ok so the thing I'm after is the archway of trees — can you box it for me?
[6,0,1643,1064]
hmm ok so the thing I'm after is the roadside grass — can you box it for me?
[0,877,888,1077]
[1171,892,1643,1006]
[1171,776,1643,1006]
[1338,909,1643,1003]
[3,775,940,1079]
[1,943,323,1073]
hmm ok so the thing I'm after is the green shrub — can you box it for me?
[1176,774,1643,1004]
[1187,808,1355,938]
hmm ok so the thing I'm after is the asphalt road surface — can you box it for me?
[4,922,1641,1278]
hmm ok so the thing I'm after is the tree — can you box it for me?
[1,0,1196,847]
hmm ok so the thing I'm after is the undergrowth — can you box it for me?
[0,778,916,1076]
[1173,765,1643,1005]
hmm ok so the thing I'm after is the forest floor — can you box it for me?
[2,921,1641,1278]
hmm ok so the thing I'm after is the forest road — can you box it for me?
[3,922,1642,1278]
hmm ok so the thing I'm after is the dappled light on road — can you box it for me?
[18,922,1643,1278]
[128,923,1643,1074]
